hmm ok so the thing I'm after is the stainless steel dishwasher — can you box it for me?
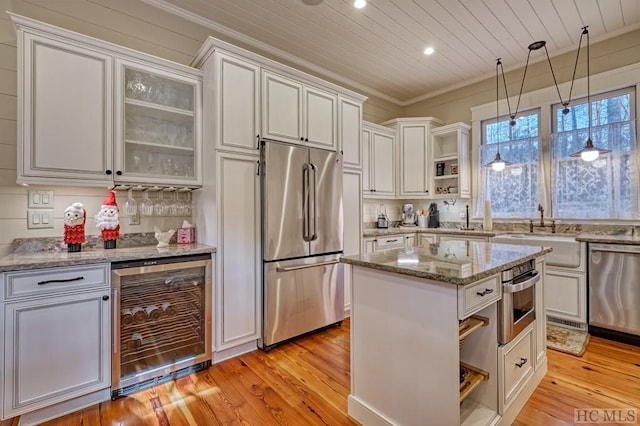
[589,243,640,340]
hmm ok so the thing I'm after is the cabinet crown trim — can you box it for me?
[192,37,367,103]
[8,12,202,78]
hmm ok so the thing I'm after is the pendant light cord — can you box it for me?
[496,58,501,155]
[585,26,591,142]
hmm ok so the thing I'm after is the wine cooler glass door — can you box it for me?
[111,256,211,394]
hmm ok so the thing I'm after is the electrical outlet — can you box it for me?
[460,212,466,219]
[27,209,54,229]
[28,190,54,208]
[128,210,140,225]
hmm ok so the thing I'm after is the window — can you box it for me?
[477,109,543,218]
[551,87,638,219]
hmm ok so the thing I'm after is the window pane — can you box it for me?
[551,101,638,221]
[479,109,542,219]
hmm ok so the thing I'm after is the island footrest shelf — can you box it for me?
[459,362,489,403]
[459,315,489,350]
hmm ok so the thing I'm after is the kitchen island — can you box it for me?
[341,240,550,426]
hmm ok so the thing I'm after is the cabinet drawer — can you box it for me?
[458,274,501,319]
[4,264,109,300]
[500,324,534,413]
[375,234,407,251]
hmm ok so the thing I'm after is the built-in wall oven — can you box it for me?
[498,259,540,345]
[111,253,212,399]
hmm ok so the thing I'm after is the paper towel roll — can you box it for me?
[483,200,493,231]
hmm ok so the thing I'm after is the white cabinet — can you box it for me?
[535,257,547,368]
[343,169,363,315]
[16,32,114,185]
[339,96,363,169]
[215,53,261,153]
[1,265,111,419]
[383,118,443,198]
[545,267,586,324]
[418,233,437,247]
[362,122,395,198]
[439,234,490,243]
[363,233,415,253]
[12,14,203,187]
[115,60,202,186]
[498,323,535,414]
[214,151,262,350]
[431,122,471,198]
[262,71,337,151]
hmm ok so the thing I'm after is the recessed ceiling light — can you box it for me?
[424,47,435,55]
[354,0,367,9]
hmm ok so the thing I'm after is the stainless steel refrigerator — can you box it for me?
[259,139,344,350]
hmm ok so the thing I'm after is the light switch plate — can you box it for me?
[27,209,54,229]
[28,190,54,208]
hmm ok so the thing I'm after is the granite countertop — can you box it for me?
[575,234,640,244]
[341,241,551,286]
[363,227,496,238]
[0,244,217,273]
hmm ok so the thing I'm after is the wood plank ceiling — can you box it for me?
[144,0,640,105]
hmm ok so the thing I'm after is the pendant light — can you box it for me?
[484,58,512,171]
[569,27,610,161]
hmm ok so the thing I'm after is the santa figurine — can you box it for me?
[95,191,120,249]
[63,202,86,252]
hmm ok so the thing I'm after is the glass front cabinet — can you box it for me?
[115,60,202,186]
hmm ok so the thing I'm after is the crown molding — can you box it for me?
[140,0,403,105]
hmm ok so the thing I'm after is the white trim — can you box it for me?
[470,62,640,221]
[7,12,202,79]
[142,0,376,104]
[405,23,640,107]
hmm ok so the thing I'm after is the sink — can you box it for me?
[492,234,581,268]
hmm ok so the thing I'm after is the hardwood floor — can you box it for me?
[3,320,639,425]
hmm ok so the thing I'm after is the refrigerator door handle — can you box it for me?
[310,163,318,241]
[276,260,339,272]
[302,163,312,242]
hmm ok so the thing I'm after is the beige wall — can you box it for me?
[403,28,640,124]
[0,0,218,257]
[0,1,638,256]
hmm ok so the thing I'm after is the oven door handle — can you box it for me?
[503,270,540,293]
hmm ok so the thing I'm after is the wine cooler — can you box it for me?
[111,253,212,399]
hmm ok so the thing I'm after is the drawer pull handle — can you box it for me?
[37,276,84,285]
[476,288,494,297]
[515,357,528,368]
[386,239,398,243]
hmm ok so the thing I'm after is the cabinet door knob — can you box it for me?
[116,170,122,176]
[300,137,304,141]
[305,138,309,142]
[102,295,110,301]
[105,170,112,175]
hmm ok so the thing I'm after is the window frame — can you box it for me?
[469,63,640,223]
[550,86,637,220]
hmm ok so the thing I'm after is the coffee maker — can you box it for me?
[402,204,417,226]
[428,202,439,228]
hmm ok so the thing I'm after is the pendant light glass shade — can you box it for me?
[485,152,512,171]
[569,138,610,162]
[568,27,610,162]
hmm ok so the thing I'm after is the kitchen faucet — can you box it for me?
[529,203,556,233]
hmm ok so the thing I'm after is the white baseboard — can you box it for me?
[212,340,258,364]
[348,395,396,426]
[18,388,110,426]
